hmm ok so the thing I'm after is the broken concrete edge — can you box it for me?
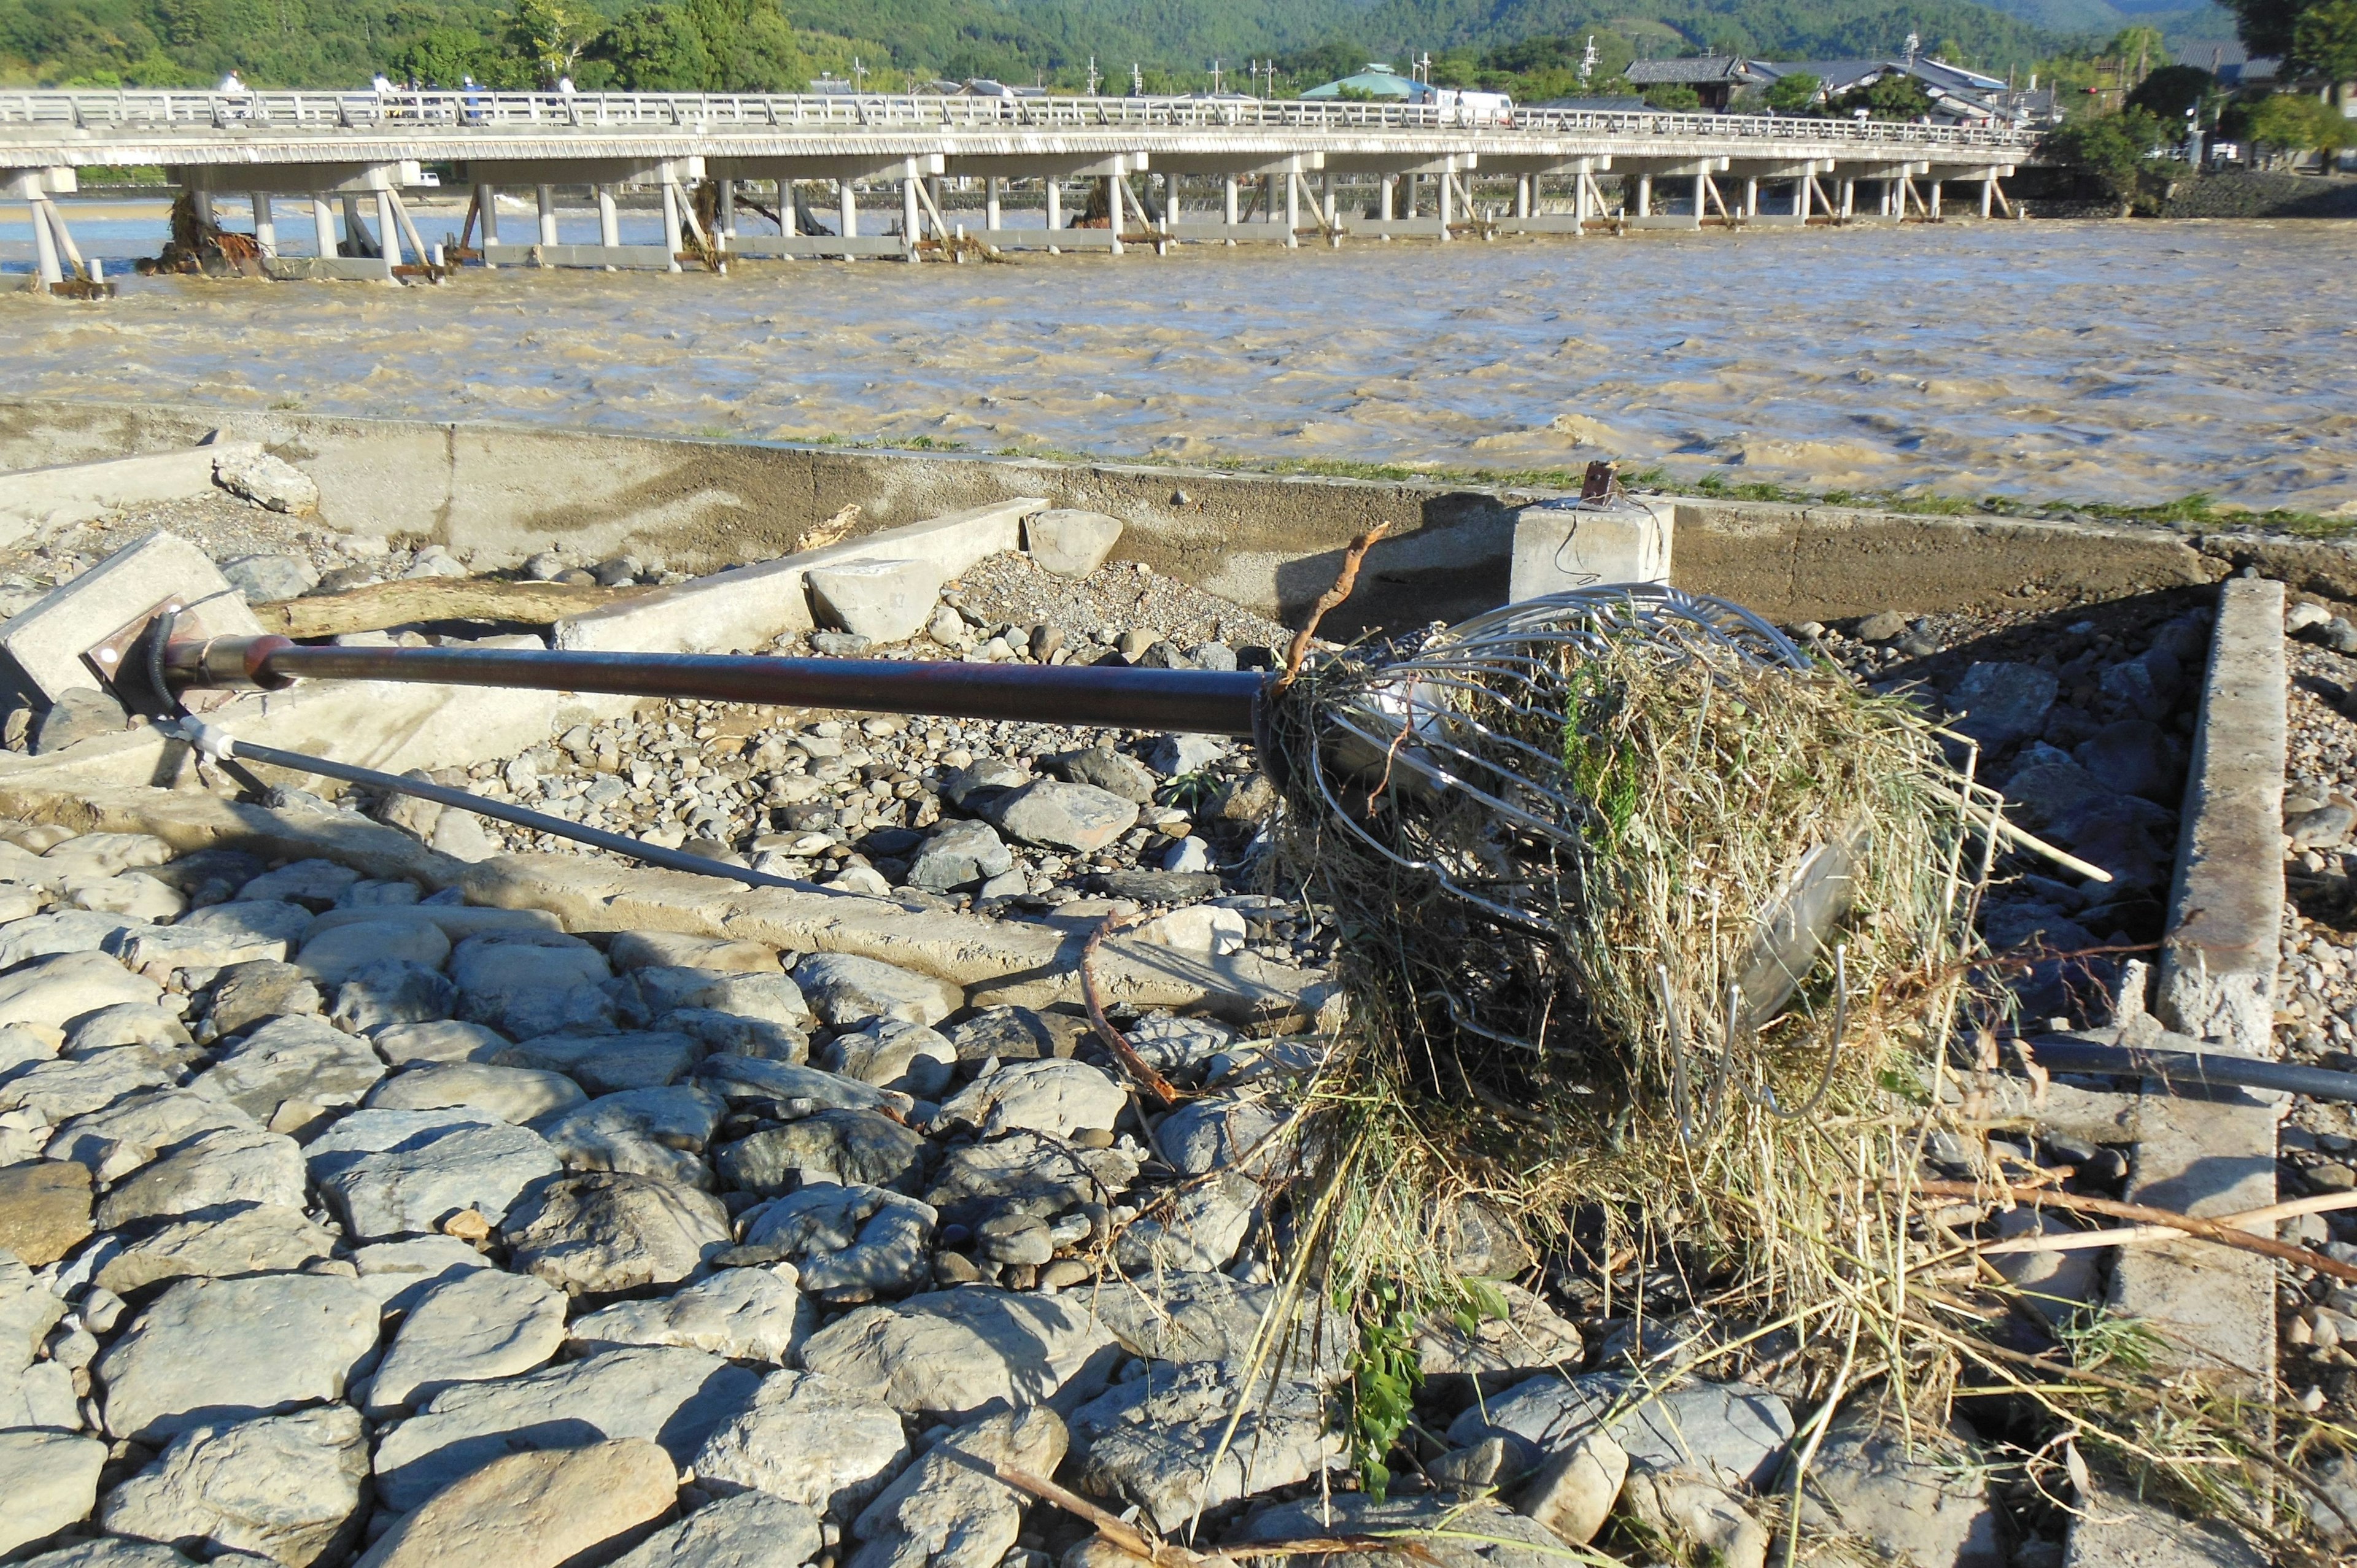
[2155,576,2286,1056]
[4,396,2348,628]
[0,778,1334,1028]
[554,496,1047,655]
[0,529,264,708]
[0,436,260,536]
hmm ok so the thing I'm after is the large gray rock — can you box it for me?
[365,1267,568,1416]
[188,1014,385,1121]
[7,1542,217,1568]
[206,960,322,1037]
[691,1367,908,1520]
[1416,1281,1587,1395]
[0,951,161,1038]
[1068,1362,1340,1532]
[45,1089,255,1181]
[822,1021,957,1099]
[609,1489,822,1568]
[1154,1094,1291,1176]
[848,1406,1064,1568]
[1447,1372,1795,1489]
[0,910,149,970]
[451,931,614,1038]
[1022,509,1123,579]
[716,1108,929,1195]
[220,552,321,602]
[370,1344,762,1511]
[980,781,1138,853]
[117,901,314,972]
[568,1265,804,1364]
[800,1288,1120,1419]
[1619,1466,1769,1568]
[373,1019,509,1067]
[493,1030,700,1094]
[922,1131,1136,1229]
[0,1052,175,1121]
[0,1355,79,1431]
[316,1119,562,1242]
[96,1205,337,1295]
[295,919,449,987]
[1112,1169,1257,1273]
[1046,744,1155,804]
[214,454,319,517]
[1945,662,2057,752]
[792,955,961,1028]
[940,1059,1125,1139]
[98,1405,369,1567]
[627,968,807,1029]
[96,1273,382,1444]
[347,1235,492,1310]
[0,1158,92,1267]
[95,1125,308,1229]
[533,1084,726,1187]
[0,1427,107,1556]
[741,1184,935,1297]
[503,1170,733,1295]
[358,1437,680,1568]
[366,1061,586,1123]
[1,1247,65,1371]
[694,1055,891,1113]
[904,821,1013,892]
[1085,1270,1347,1383]
[328,962,457,1033]
[1792,1423,2004,1568]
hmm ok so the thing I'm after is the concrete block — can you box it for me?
[0,532,263,708]
[1023,509,1124,579]
[0,442,260,539]
[807,558,944,643]
[1509,499,1671,601]
[557,497,1045,655]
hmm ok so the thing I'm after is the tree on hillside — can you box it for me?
[396,25,503,87]
[507,0,587,85]
[1765,71,1821,110]
[595,6,712,88]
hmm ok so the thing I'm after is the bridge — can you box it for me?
[1,88,2041,288]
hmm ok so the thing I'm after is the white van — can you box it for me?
[1432,88,1514,124]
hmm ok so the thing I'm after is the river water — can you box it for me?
[2,213,2351,512]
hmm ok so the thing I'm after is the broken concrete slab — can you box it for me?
[0,531,265,709]
[807,559,945,643]
[557,498,1045,655]
[0,442,261,538]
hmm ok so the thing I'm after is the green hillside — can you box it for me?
[0,0,2110,91]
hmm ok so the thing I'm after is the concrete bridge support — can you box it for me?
[1617,157,1727,229]
[1479,154,1611,234]
[174,160,415,280]
[1324,153,1473,241]
[1157,153,1309,245]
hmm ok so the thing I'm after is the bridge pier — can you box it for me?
[8,168,80,292]
[250,193,276,255]
[536,185,557,249]
[472,183,496,268]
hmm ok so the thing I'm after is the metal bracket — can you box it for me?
[81,595,235,716]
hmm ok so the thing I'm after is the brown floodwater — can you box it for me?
[2,215,2351,512]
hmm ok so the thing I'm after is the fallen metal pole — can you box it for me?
[163,635,1266,736]
[2011,1033,2357,1104]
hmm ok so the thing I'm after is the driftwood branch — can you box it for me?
[1903,1177,2357,1283]
[1080,914,1182,1107]
[254,578,646,638]
[1275,523,1390,692]
[992,1464,1441,1567]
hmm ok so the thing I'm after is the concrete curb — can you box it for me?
[0,438,258,536]
[2067,576,2285,1568]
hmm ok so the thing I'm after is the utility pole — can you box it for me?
[1579,35,1597,86]
[851,56,867,92]
[1086,56,1100,95]
[1209,60,1223,93]
[1132,61,1144,96]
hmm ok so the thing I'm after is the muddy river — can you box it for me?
[2,210,2351,511]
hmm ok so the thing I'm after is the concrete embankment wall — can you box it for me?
[4,398,2354,631]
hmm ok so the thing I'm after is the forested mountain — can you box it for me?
[0,0,2219,93]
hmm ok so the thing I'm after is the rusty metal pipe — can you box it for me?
[163,636,1267,736]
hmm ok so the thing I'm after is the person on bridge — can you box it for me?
[557,75,576,95]
[218,69,247,95]
[372,72,393,96]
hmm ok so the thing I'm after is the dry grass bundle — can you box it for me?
[1244,587,2304,1547]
